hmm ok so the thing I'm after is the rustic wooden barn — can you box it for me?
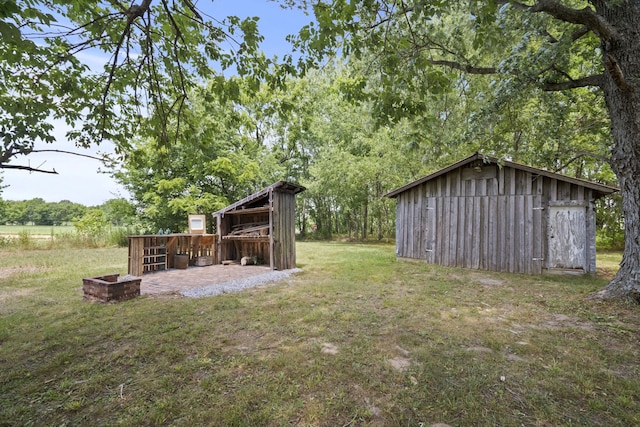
[386,153,618,274]
[213,181,305,270]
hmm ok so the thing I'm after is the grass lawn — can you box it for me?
[0,242,638,426]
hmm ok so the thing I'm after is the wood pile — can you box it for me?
[227,222,269,238]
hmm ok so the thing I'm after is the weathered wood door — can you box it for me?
[548,206,586,269]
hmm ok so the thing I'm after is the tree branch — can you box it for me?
[541,74,604,91]
[29,149,105,161]
[528,0,618,43]
[427,60,496,75]
[0,164,58,174]
[554,150,612,172]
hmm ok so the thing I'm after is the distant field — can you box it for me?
[0,225,76,236]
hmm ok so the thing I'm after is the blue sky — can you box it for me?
[1,0,312,205]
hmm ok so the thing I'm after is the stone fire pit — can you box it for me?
[82,274,141,302]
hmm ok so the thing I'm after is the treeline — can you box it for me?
[107,63,622,246]
[0,198,136,227]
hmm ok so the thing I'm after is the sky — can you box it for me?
[1,0,313,206]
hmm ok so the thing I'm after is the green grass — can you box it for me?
[1,243,638,426]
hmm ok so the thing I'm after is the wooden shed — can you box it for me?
[213,181,305,270]
[385,153,618,274]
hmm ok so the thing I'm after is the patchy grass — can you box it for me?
[0,243,637,426]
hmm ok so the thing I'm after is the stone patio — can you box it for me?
[140,264,273,295]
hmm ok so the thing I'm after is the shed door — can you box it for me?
[548,206,586,269]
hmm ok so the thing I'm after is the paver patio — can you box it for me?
[140,264,273,295]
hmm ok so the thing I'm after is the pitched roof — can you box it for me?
[213,181,306,216]
[385,153,618,199]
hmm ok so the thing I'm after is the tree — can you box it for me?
[0,0,275,174]
[292,0,640,302]
[113,79,283,232]
[99,198,136,227]
[50,200,86,226]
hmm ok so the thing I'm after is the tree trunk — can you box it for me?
[362,200,368,240]
[592,1,640,302]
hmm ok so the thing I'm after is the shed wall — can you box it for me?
[395,164,597,274]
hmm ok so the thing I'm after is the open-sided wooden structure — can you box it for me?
[214,181,305,270]
[386,153,618,274]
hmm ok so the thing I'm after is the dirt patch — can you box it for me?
[538,313,596,332]
[321,343,339,355]
[466,346,493,353]
[388,357,411,371]
[0,266,43,280]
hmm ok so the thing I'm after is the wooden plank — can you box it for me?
[406,191,414,258]
[522,171,532,195]
[507,196,516,273]
[426,197,436,263]
[524,195,533,274]
[548,200,589,207]
[229,224,270,236]
[516,195,525,273]
[586,196,596,273]
[508,167,516,196]
[457,196,466,267]
[463,180,472,197]
[471,196,481,269]
[420,188,426,258]
[490,196,499,271]
[496,196,506,271]
[549,178,558,201]
[443,197,451,266]
[222,236,270,242]
[477,178,487,196]
[224,206,270,215]
[480,196,489,270]
[453,168,461,197]
[434,197,442,264]
[269,188,275,269]
[440,197,448,265]
[396,196,403,257]
[415,187,423,259]
[449,197,458,267]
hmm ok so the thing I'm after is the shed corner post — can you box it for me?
[269,188,275,270]
[215,212,222,265]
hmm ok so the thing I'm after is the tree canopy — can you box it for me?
[0,0,277,173]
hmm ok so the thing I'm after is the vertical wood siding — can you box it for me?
[272,190,298,270]
[395,164,597,274]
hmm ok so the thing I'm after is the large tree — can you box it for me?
[291,0,639,302]
[0,0,274,173]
